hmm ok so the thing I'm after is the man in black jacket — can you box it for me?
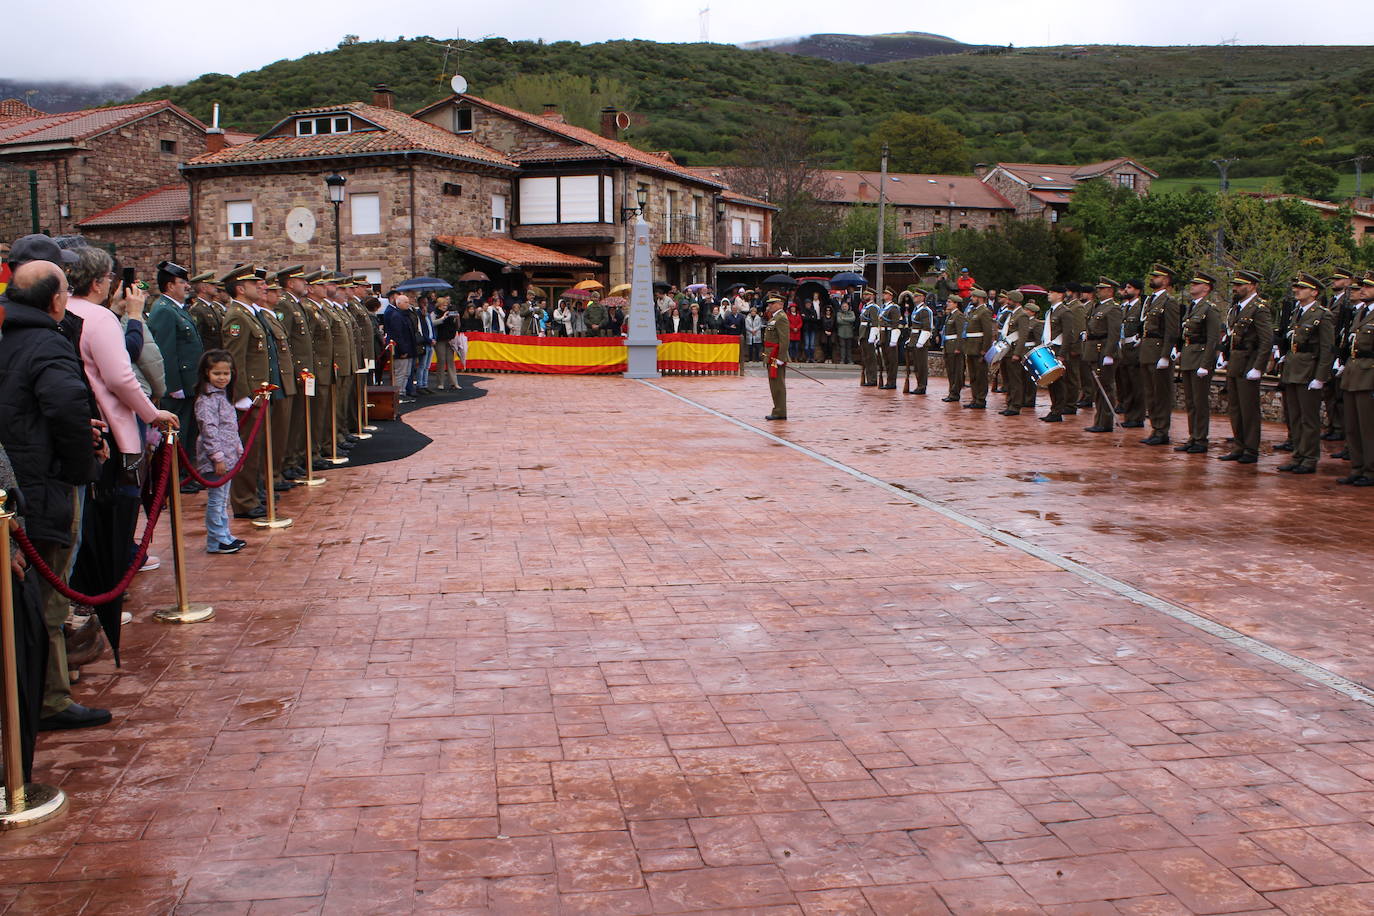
[0,257,108,730]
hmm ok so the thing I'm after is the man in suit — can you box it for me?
[1278,272,1335,474]
[1217,269,1274,465]
[145,260,202,482]
[1083,278,1123,433]
[1175,271,1222,454]
[940,294,966,402]
[1139,264,1181,445]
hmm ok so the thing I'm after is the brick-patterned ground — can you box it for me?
[3,374,1374,914]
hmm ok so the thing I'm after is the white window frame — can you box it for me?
[730,217,744,245]
[518,177,557,224]
[1116,172,1136,189]
[227,200,253,240]
[492,194,507,232]
[748,219,762,247]
[296,115,351,137]
[349,192,380,236]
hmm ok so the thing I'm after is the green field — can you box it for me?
[1151,173,1371,199]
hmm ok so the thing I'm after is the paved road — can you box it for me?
[5,374,1374,914]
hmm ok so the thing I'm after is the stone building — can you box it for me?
[0,99,213,273]
[76,186,192,277]
[816,170,1014,243]
[977,158,1157,221]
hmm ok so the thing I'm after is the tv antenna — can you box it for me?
[699,7,710,42]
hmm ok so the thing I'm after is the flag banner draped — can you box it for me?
[431,333,741,375]
[656,334,741,372]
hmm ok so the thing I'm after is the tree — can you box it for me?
[827,205,905,256]
[484,72,637,133]
[1281,159,1339,200]
[928,218,1082,290]
[723,125,840,257]
[338,35,361,48]
[1064,179,1218,280]
[853,113,969,174]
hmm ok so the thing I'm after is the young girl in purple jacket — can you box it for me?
[194,350,246,554]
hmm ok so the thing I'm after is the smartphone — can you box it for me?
[121,267,136,291]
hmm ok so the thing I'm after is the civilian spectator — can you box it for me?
[193,350,245,555]
[432,299,459,391]
[801,295,821,362]
[820,306,836,363]
[414,297,435,394]
[383,293,418,403]
[786,304,803,361]
[569,301,587,337]
[956,267,975,298]
[584,297,607,336]
[837,299,857,364]
[745,306,763,362]
[552,300,572,337]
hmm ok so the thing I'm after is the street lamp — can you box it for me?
[621,184,649,221]
[325,172,347,271]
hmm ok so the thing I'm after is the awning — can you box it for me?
[433,235,599,270]
[658,242,726,260]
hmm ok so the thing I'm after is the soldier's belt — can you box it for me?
[1144,332,1165,339]
[962,332,984,337]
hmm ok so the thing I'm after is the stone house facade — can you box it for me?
[977,158,1157,221]
[816,170,1014,245]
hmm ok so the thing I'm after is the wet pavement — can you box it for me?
[4,373,1374,914]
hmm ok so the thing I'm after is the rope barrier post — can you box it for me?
[153,432,215,625]
[325,372,348,466]
[0,489,68,829]
[253,388,293,530]
[300,371,325,488]
[362,359,377,432]
[353,371,372,441]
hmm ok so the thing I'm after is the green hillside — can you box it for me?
[130,38,1372,185]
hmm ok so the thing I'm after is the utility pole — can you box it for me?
[1211,157,1238,264]
[875,144,888,296]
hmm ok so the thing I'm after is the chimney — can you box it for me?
[540,102,564,123]
[371,84,396,109]
[205,101,226,153]
[600,106,618,140]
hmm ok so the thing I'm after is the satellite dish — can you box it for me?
[615,111,630,130]
[450,74,468,95]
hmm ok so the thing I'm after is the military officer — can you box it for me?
[1338,272,1374,485]
[1175,271,1222,454]
[879,288,902,389]
[1022,299,1043,411]
[145,260,203,467]
[905,289,934,395]
[1324,267,1355,446]
[997,290,1031,416]
[325,274,359,448]
[1140,264,1181,445]
[940,293,967,402]
[1116,279,1146,428]
[962,288,996,409]
[303,271,337,467]
[222,265,272,519]
[762,295,789,420]
[1039,285,1073,422]
[1063,283,1088,412]
[1083,278,1123,433]
[857,289,880,386]
[1278,272,1335,474]
[1071,283,1097,409]
[259,275,297,493]
[275,266,315,478]
[345,275,378,432]
[1217,269,1274,465]
[187,270,224,351]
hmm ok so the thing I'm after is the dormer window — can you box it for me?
[297,116,352,137]
[453,107,473,133]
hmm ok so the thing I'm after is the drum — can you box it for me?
[984,339,1010,365]
[1024,344,1065,388]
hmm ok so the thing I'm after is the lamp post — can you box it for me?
[325,173,347,271]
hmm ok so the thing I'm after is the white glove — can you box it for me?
[235,397,252,410]
[1196,367,1209,378]
[1308,379,1323,390]
[1245,368,1261,381]
[1170,348,1180,361]
[1102,356,1114,366]
[1156,358,1169,369]
[1334,360,1345,376]
[868,328,880,344]
[170,389,185,399]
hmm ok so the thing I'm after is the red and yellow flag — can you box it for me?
[463,332,627,375]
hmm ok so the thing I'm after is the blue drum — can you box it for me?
[1024,344,1065,387]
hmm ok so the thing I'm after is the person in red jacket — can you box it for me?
[956,267,976,298]
[786,303,803,361]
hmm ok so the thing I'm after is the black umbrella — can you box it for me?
[68,452,142,665]
[830,271,866,289]
[395,276,454,292]
[762,273,797,287]
[652,281,672,292]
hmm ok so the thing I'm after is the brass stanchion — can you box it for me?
[253,388,293,529]
[153,432,215,625]
[0,489,69,829]
[325,378,348,466]
[362,359,378,432]
[353,372,372,440]
[300,371,325,487]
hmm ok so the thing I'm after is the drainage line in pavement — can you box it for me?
[640,380,1374,709]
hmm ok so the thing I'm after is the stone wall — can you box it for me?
[979,173,1046,221]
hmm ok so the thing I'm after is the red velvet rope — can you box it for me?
[13,439,174,605]
[177,400,266,488]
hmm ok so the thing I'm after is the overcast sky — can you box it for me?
[6,0,1371,86]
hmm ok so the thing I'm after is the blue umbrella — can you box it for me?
[394,276,454,292]
[830,271,866,289]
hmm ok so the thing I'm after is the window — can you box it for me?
[159,139,176,154]
[296,116,351,136]
[560,176,599,222]
[1050,210,1060,222]
[519,177,557,223]
[227,200,253,240]
[1116,172,1136,189]
[442,182,463,196]
[517,175,611,224]
[691,196,702,232]
[748,220,762,247]
[665,190,677,241]
[491,194,507,232]
[350,193,380,236]
[902,221,912,232]
[453,108,473,133]
[959,223,969,229]
[730,217,744,245]
[358,269,382,289]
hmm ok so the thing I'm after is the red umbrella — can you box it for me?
[598,296,628,309]
[559,288,594,301]
[459,270,489,283]
[1018,284,1048,294]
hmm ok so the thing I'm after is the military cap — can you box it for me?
[156,260,190,281]
[1327,266,1354,282]
[1232,269,1262,285]
[1048,283,1068,294]
[274,265,305,284]
[765,295,784,305]
[1023,300,1041,313]
[220,264,264,285]
[1094,276,1119,290]
[1361,271,1374,288]
[1148,263,1176,279]
[350,274,370,286]
[968,287,987,298]
[1005,290,1024,304]
[304,269,332,285]
[189,270,216,284]
[881,287,894,296]
[265,277,281,291]
[1189,270,1216,287]
[1064,282,1083,293]
[1292,271,1324,291]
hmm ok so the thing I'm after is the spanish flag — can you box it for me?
[0,262,9,296]
[657,334,740,372]
[464,332,628,375]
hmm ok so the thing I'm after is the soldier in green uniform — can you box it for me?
[878,288,902,389]
[762,295,789,420]
[905,289,934,395]
[857,289,880,386]
[1083,278,1123,433]
[1323,266,1355,445]
[1071,283,1097,409]
[325,275,358,450]
[222,265,271,518]
[1338,272,1374,485]
[962,288,995,409]
[1218,269,1274,465]
[1175,271,1222,454]
[345,275,377,434]
[1116,279,1146,428]
[275,266,314,478]
[187,270,224,351]
[145,260,202,474]
[997,290,1031,416]
[1063,283,1088,412]
[1278,272,1335,474]
[1140,264,1181,445]
[940,294,966,402]
[1038,285,1072,422]
[303,271,337,466]
[259,275,297,493]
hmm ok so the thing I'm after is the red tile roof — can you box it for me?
[78,186,189,227]
[416,94,723,189]
[992,158,1158,187]
[820,170,1014,210]
[0,100,204,147]
[658,243,726,260]
[433,236,599,269]
[1028,188,1073,207]
[0,98,44,122]
[185,102,515,170]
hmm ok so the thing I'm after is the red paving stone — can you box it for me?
[3,373,1374,913]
